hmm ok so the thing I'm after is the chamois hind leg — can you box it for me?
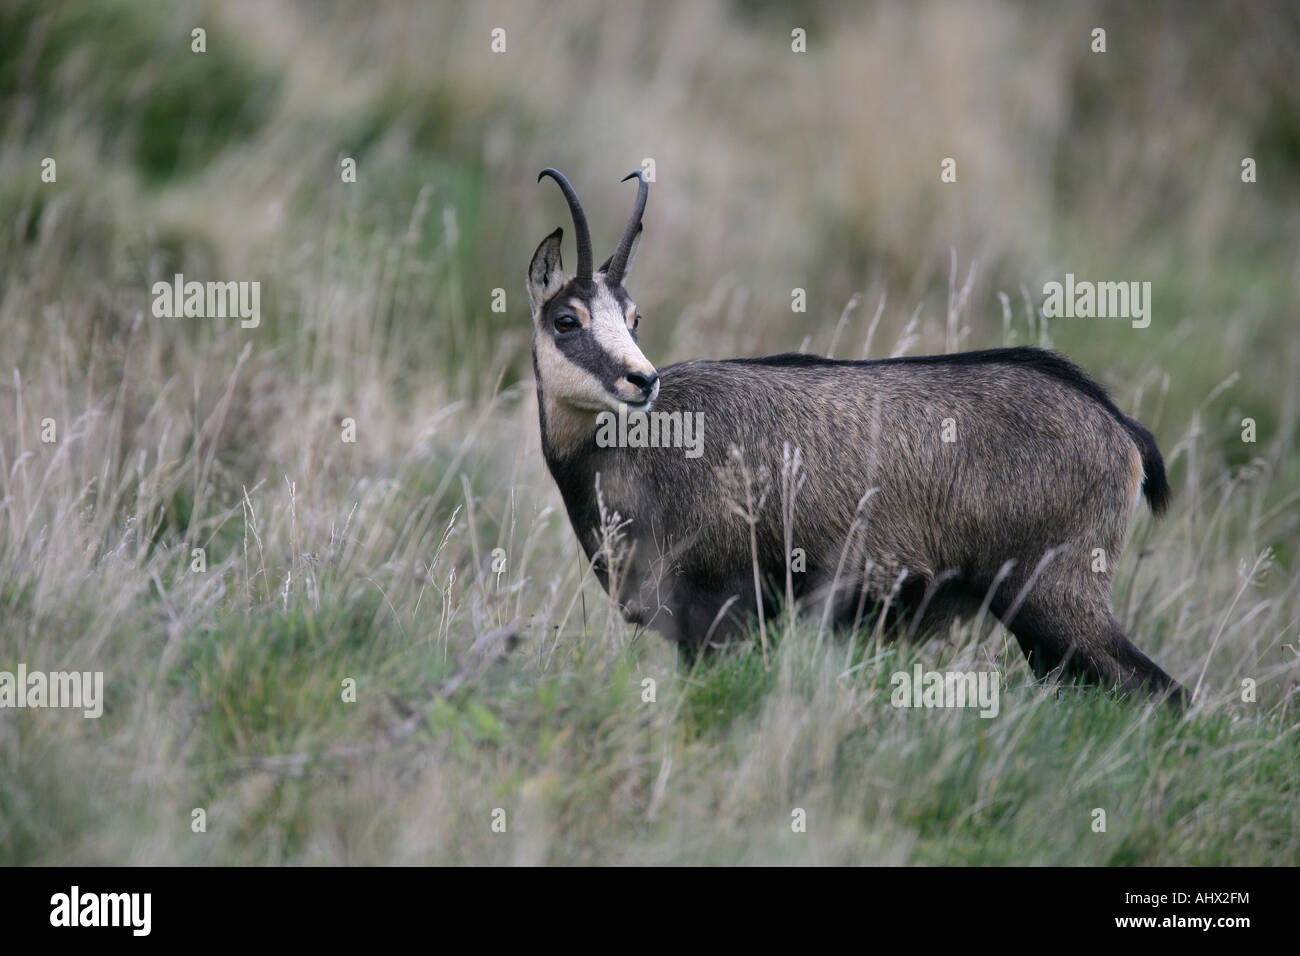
[992,565,1186,709]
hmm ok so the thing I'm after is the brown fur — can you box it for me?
[540,353,1183,705]
[527,173,1184,708]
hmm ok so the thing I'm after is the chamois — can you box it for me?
[528,167,1185,706]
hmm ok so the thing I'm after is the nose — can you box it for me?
[625,370,659,399]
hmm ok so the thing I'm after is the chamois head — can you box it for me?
[528,169,658,424]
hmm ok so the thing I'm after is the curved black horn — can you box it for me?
[537,168,593,280]
[605,169,649,284]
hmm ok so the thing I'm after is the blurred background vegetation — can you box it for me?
[0,0,1297,864]
[5,1,1297,411]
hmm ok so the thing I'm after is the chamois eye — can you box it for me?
[554,314,579,333]
[633,313,641,331]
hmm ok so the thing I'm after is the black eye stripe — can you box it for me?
[554,326,625,388]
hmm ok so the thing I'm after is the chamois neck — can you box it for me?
[537,388,600,464]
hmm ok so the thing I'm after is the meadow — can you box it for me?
[0,0,1296,864]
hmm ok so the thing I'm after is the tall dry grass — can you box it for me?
[0,0,1296,864]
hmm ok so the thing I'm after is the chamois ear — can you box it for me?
[527,227,566,314]
[599,223,642,286]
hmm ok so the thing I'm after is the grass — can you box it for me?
[0,0,1297,865]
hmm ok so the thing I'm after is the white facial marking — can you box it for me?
[588,283,655,404]
[532,282,658,456]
